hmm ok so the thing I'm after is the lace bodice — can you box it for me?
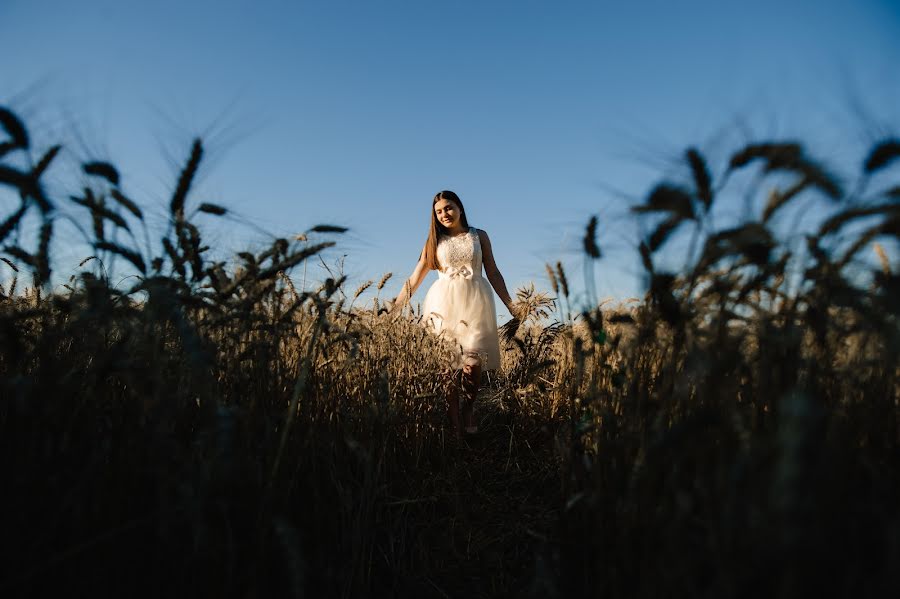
[436,228,483,280]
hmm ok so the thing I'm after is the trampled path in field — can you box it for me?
[401,389,562,598]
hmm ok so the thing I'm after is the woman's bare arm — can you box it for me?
[478,229,515,316]
[391,248,430,312]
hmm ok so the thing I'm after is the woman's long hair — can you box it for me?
[422,190,469,271]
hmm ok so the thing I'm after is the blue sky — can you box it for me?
[2,0,899,314]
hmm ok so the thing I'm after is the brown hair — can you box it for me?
[422,190,469,271]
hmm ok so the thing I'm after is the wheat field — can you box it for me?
[1,107,899,598]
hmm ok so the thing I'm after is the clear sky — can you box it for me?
[2,0,899,315]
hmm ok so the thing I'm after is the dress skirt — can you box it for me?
[421,271,501,370]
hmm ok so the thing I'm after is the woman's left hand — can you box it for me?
[506,301,521,320]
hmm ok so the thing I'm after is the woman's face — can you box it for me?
[434,199,462,230]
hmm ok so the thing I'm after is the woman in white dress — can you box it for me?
[391,190,516,436]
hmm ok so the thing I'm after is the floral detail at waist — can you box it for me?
[438,265,476,280]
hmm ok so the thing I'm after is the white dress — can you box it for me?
[422,227,501,370]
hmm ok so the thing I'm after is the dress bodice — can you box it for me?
[436,227,482,280]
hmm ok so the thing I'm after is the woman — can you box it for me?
[391,190,516,436]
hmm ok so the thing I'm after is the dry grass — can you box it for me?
[1,108,899,598]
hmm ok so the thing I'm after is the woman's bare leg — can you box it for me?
[461,355,482,432]
[445,370,462,436]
